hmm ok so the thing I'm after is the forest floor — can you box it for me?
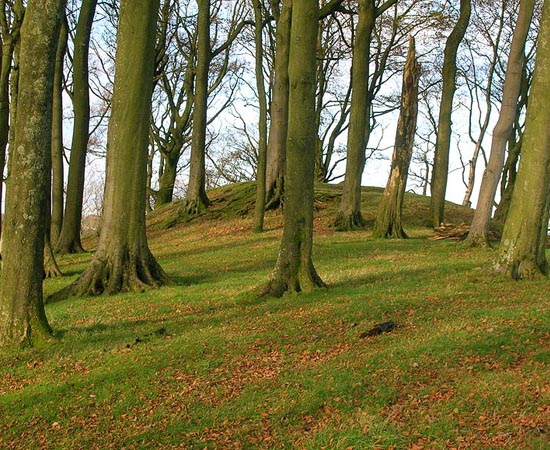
[1,183,549,449]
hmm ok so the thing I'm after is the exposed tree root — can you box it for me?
[259,264,326,298]
[332,211,365,231]
[48,248,171,302]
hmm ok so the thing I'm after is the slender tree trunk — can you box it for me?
[51,15,68,245]
[429,0,471,227]
[252,0,268,232]
[0,0,65,348]
[0,0,24,240]
[260,0,324,297]
[373,37,420,239]
[55,0,97,254]
[156,146,180,206]
[333,0,376,230]
[465,0,535,246]
[186,0,210,214]
[495,0,550,280]
[50,0,170,300]
[265,0,291,210]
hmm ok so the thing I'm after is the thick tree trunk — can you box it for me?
[429,0,471,227]
[261,0,324,297]
[373,37,420,239]
[55,0,98,254]
[465,0,535,247]
[51,16,68,245]
[186,0,210,214]
[333,0,376,231]
[50,0,170,300]
[252,0,268,232]
[265,0,291,210]
[495,0,550,280]
[0,0,64,348]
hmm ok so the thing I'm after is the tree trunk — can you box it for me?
[186,0,210,214]
[333,0,376,231]
[0,0,65,348]
[51,15,68,245]
[373,37,420,239]
[260,0,324,297]
[429,0,471,227]
[252,0,268,232]
[55,0,98,254]
[50,0,170,300]
[156,146,180,206]
[495,0,550,280]
[265,0,291,210]
[0,0,24,240]
[465,0,535,247]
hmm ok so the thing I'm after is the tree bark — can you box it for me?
[50,0,170,300]
[333,0,376,231]
[429,0,471,227]
[55,0,98,254]
[252,0,268,232]
[186,0,210,214]
[51,15,68,245]
[373,37,420,239]
[260,0,324,297]
[495,0,550,280]
[465,0,535,247]
[265,0,291,210]
[0,0,65,348]
[0,0,24,240]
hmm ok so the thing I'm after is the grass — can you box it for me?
[1,183,549,449]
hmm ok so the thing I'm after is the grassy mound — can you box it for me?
[147,181,475,232]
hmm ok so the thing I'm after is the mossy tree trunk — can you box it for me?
[0,0,65,348]
[55,0,97,254]
[465,0,535,247]
[0,0,24,240]
[260,0,325,297]
[373,37,420,239]
[429,0,471,228]
[252,0,268,232]
[334,0,398,231]
[50,0,170,300]
[51,15,68,245]
[265,0,291,210]
[495,0,550,280]
[186,0,210,214]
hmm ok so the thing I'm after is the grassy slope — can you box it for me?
[1,183,549,449]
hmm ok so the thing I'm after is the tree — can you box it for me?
[260,0,325,297]
[252,0,268,232]
[50,0,170,299]
[0,0,24,239]
[465,0,535,247]
[333,0,398,231]
[51,15,69,245]
[429,0,471,227]
[495,0,550,280]
[0,0,65,348]
[55,0,98,254]
[265,0,291,210]
[372,36,420,239]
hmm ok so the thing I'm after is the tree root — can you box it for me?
[47,249,172,302]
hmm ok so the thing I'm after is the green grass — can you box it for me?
[1,183,549,449]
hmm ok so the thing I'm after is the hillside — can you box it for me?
[146,181,475,233]
[1,183,548,449]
